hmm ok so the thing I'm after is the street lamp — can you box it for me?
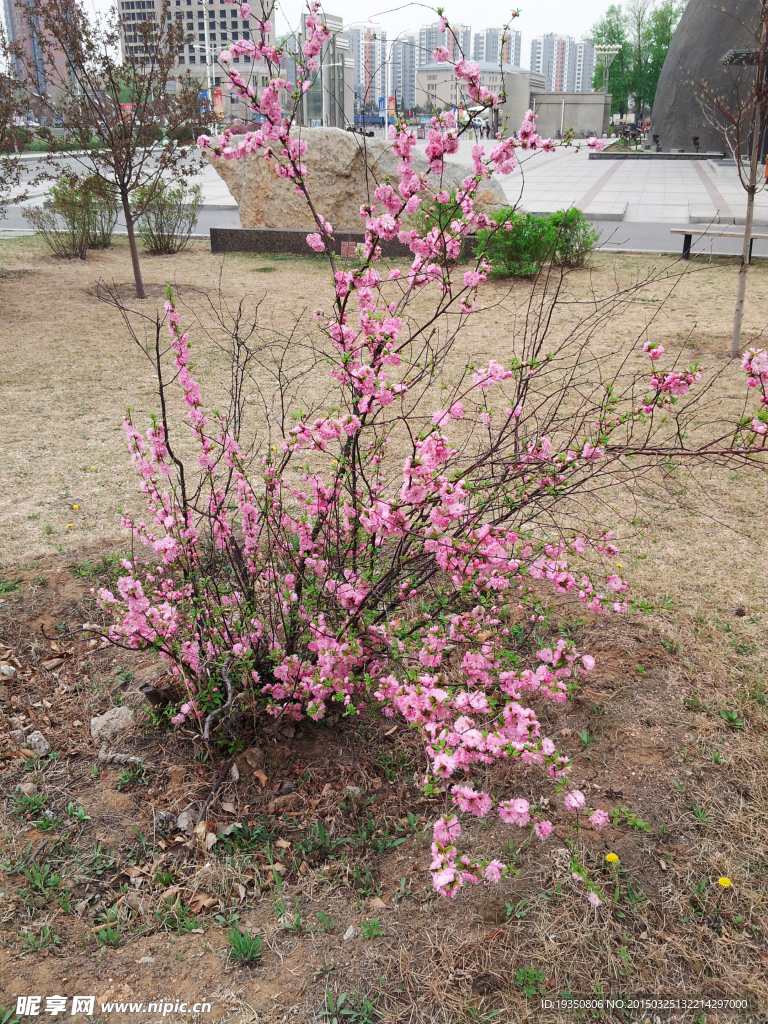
[594,43,621,94]
[194,0,215,104]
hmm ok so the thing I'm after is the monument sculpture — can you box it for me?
[650,0,761,153]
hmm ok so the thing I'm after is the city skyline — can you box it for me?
[3,0,610,73]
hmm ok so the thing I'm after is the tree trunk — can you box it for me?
[731,155,758,358]
[121,188,145,300]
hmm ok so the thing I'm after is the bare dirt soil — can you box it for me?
[0,237,766,1024]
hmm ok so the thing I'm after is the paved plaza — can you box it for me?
[4,139,768,258]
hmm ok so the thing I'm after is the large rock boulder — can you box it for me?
[650,0,760,153]
[209,127,507,230]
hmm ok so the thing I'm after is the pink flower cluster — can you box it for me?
[99,4,768,903]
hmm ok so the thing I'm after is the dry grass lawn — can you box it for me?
[0,235,766,1023]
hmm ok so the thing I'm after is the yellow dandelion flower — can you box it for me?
[718,877,732,888]
[66,523,73,529]
[605,852,619,864]
[616,563,622,568]
[90,466,95,470]
[72,504,79,510]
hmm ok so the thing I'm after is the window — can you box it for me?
[189,54,195,61]
[427,74,436,81]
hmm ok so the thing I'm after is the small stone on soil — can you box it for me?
[26,730,51,756]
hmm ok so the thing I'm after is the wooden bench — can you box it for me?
[671,227,768,262]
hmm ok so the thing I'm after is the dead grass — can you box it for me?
[0,236,766,1023]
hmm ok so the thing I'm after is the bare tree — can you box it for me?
[12,0,205,298]
[686,1,768,357]
[0,31,28,218]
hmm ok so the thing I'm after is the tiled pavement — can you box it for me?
[5,140,768,252]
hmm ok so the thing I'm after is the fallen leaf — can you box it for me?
[370,897,387,909]
[192,822,207,839]
[161,885,183,900]
[188,893,219,913]
[122,865,148,879]
[659,859,667,871]
[205,833,218,850]
[236,883,247,900]
[42,658,65,671]
[383,725,398,737]
[254,770,268,788]
[221,802,236,814]
[275,839,291,849]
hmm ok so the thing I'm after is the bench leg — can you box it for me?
[682,233,692,260]
[749,237,754,264]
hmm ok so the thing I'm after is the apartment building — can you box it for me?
[348,25,387,108]
[3,0,68,119]
[417,21,471,67]
[117,0,273,119]
[472,27,521,68]
[391,35,417,111]
[529,33,594,93]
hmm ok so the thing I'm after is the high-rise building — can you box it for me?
[472,27,521,67]
[116,0,276,119]
[573,40,595,93]
[417,21,471,67]
[348,25,387,108]
[391,35,416,111]
[298,12,354,127]
[3,0,68,121]
[529,33,594,93]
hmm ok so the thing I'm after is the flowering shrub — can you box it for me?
[99,2,767,900]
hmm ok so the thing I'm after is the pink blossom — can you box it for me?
[433,815,461,844]
[643,340,664,360]
[451,784,493,818]
[533,819,554,841]
[564,790,585,812]
[306,233,325,252]
[590,809,609,831]
[482,860,506,884]
[432,46,450,63]
[498,797,530,827]
[588,890,602,907]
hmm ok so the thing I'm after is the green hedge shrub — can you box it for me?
[475,207,599,278]
[136,181,202,255]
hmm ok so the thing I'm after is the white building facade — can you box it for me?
[472,27,521,67]
[529,33,594,93]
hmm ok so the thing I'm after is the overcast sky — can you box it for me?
[272,0,610,50]
[9,0,612,62]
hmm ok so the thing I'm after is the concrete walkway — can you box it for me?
[4,141,768,248]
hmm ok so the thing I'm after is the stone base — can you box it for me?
[210,227,477,258]
[589,151,724,160]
